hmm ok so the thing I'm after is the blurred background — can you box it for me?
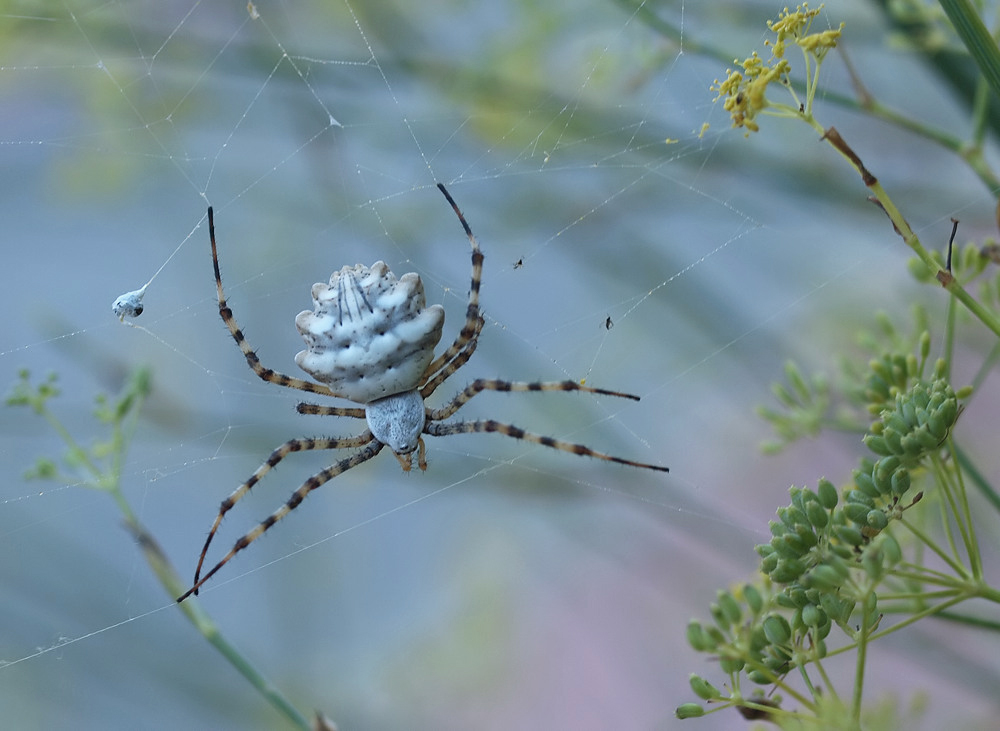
[1,0,999,728]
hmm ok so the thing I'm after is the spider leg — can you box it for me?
[207,207,337,397]
[419,184,484,383]
[296,402,366,418]
[426,378,641,421]
[420,312,484,399]
[424,420,668,472]
[181,431,377,601]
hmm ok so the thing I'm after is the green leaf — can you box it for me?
[938,0,1000,102]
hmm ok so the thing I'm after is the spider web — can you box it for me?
[1,1,996,728]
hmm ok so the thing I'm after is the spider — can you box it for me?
[177,184,668,602]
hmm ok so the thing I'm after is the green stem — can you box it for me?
[953,442,1000,512]
[938,273,1000,340]
[945,449,982,579]
[878,585,964,602]
[898,516,971,579]
[865,593,970,641]
[824,593,970,662]
[124,520,313,730]
[932,455,972,570]
[14,372,316,731]
[967,341,1000,404]
[935,610,1000,631]
[797,662,819,699]
[739,655,815,708]
[41,409,104,482]
[943,292,957,382]
[851,591,872,722]
[810,653,840,704]
[816,126,1000,339]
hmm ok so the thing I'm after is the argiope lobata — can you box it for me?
[177,184,668,602]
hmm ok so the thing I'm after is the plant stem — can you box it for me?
[851,592,870,722]
[953,442,1000,512]
[125,521,313,729]
[20,373,316,730]
[817,125,1000,339]
[898,517,971,579]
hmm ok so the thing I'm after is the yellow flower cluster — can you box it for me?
[767,3,840,57]
[714,53,791,133]
[712,4,843,133]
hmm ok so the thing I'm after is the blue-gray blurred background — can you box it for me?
[2,1,999,728]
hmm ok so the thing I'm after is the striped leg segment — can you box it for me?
[179,432,377,602]
[426,378,640,421]
[419,184,485,388]
[296,402,366,418]
[420,312,484,399]
[423,420,668,472]
[207,207,336,397]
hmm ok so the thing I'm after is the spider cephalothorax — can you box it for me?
[177,184,668,603]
